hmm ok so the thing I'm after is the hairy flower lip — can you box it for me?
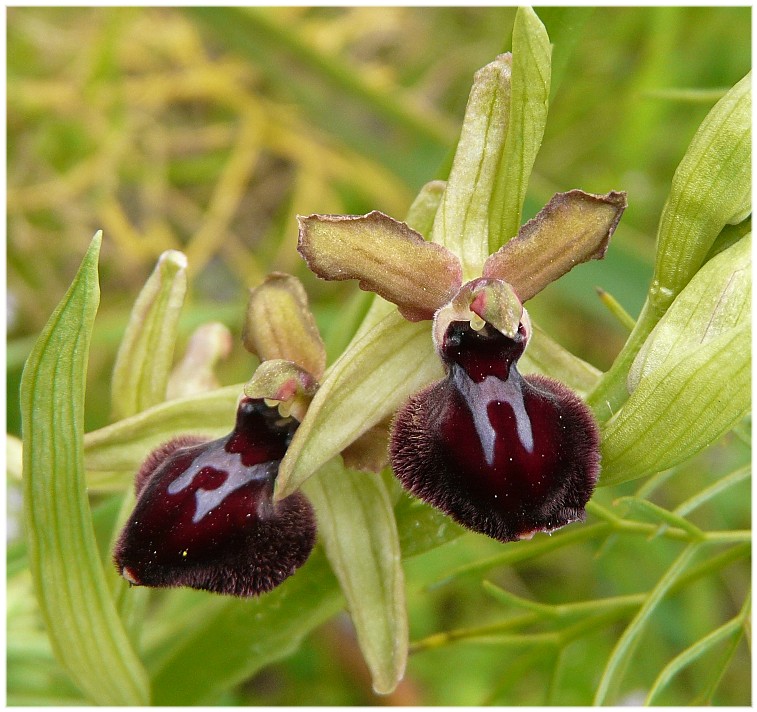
[113,397,316,597]
[389,322,599,543]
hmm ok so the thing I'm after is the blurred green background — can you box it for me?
[7,6,750,706]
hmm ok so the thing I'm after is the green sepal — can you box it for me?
[85,384,240,477]
[629,234,751,391]
[20,232,150,705]
[298,211,462,322]
[431,54,513,279]
[483,190,627,302]
[649,71,751,317]
[600,325,750,486]
[489,6,552,253]
[274,310,442,501]
[111,249,187,419]
[243,272,326,379]
[303,459,407,694]
[519,324,601,398]
[405,179,446,238]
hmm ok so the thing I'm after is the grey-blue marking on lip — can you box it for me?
[452,367,534,466]
[167,439,276,523]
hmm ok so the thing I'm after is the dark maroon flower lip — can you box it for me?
[113,398,316,597]
[390,320,599,542]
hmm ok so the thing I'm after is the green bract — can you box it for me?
[600,234,751,485]
[588,71,751,421]
[110,249,187,420]
[20,233,150,705]
[303,459,407,694]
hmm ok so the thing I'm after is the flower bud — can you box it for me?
[113,398,316,597]
[390,320,599,542]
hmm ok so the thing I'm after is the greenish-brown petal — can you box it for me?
[242,272,326,379]
[341,419,391,474]
[483,189,627,301]
[298,211,462,322]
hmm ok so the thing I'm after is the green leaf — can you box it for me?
[600,325,750,486]
[85,384,240,478]
[628,234,750,390]
[431,53,513,278]
[303,460,407,694]
[613,497,705,540]
[111,250,187,420]
[19,232,150,705]
[594,542,701,705]
[489,6,551,253]
[587,73,751,422]
[651,72,751,315]
[645,593,750,704]
[275,309,442,500]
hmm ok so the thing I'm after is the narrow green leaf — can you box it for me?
[111,250,187,419]
[674,464,751,519]
[84,384,240,477]
[645,593,750,704]
[651,72,751,315]
[696,592,751,703]
[275,310,442,500]
[303,459,407,694]
[594,542,701,705]
[20,233,150,705]
[600,325,750,486]
[614,497,705,540]
[489,6,551,253]
[629,234,750,390]
[431,54,513,278]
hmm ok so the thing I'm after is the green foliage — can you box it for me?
[8,6,750,707]
[19,233,150,705]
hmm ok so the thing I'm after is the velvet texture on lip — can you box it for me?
[390,320,600,542]
[113,398,316,597]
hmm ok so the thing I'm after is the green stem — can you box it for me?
[585,299,662,422]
